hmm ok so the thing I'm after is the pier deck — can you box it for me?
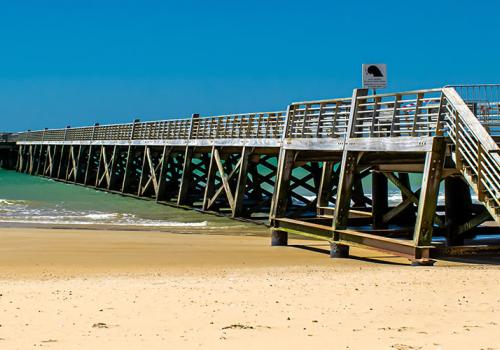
[3,85,500,264]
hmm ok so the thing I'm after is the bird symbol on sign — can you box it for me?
[367,65,384,77]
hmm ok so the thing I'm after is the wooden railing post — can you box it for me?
[281,104,293,141]
[131,118,140,141]
[346,88,369,138]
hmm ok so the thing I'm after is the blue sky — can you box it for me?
[1,0,499,131]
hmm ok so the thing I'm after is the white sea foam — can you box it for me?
[0,198,208,227]
[0,218,208,227]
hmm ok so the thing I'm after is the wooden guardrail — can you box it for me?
[443,88,500,222]
[15,111,287,142]
[10,86,499,149]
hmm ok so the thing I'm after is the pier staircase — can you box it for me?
[443,87,500,226]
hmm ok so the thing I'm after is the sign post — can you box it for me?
[362,64,387,94]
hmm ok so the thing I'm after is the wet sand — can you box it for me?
[0,227,499,349]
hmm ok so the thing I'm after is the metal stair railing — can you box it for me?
[442,87,500,224]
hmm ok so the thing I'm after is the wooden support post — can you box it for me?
[397,172,416,223]
[95,145,105,187]
[177,146,194,205]
[413,137,446,248]
[332,151,360,230]
[156,146,172,201]
[444,176,474,245]
[16,145,23,172]
[248,156,263,201]
[202,146,218,211]
[270,149,295,219]
[65,146,75,180]
[74,145,83,183]
[317,161,336,212]
[137,146,148,196]
[121,146,133,193]
[28,145,34,174]
[106,145,118,190]
[56,145,66,179]
[232,147,251,218]
[35,144,44,175]
[269,149,295,246]
[372,171,388,229]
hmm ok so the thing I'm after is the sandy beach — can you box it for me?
[0,227,499,350]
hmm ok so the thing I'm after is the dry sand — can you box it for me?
[0,227,499,349]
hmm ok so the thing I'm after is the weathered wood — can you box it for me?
[107,145,119,189]
[332,151,360,230]
[10,85,500,262]
[121,146,133,193]
[444,176,474,245]
[202,147,218,211]
[156,146,173,201]
[84,145,94,185]
[317,161,336,210]
[413,137,446,246]
[232,147,251,218]
[213,149,235,211]
[136,146,148,195]
[270,149,295,219]
[177,146,194,205]
[372,171,388,228]
[56,145,65,179]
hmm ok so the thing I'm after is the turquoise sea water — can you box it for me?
[0,168,452,229]
[0,169,245,229]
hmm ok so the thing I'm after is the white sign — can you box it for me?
[362,64,387,89]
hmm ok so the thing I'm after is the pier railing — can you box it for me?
[445,84,500,136]
[351,89,444,138]
[284,98,352,138]
[13,87,500,145]
[15,111,286,142]
[443,88,500,222]
[281,89,445,139]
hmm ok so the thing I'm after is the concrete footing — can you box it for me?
[271,230,288,246]
[330,242,350,258]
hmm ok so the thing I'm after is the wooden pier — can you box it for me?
[4,85,500,264]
